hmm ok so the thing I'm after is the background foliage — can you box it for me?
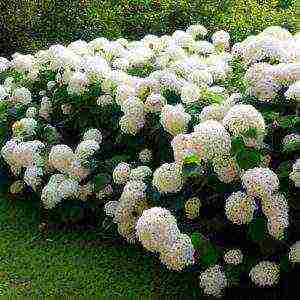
[0,0,297,58]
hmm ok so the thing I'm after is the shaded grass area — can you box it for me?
[0,196,200,297]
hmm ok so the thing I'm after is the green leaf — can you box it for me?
[231,136,245,155]
[236,148,262,170]
[183,153,200,165]
[277,161,291,178]
[93,173,111,192]
[248,217,267,242]
[282,140,300,153]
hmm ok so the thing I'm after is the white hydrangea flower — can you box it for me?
[261,193,289,240]
[113,162,131,185]
[191,40,215,55]
[11,87,32,105]
[83,128,102,144]
[181,83,201,103]
[119,114,145,135]
[249,261,280,287]
[25,107,37,118]
[224,249,243,265]
[144,93,167,113]
[0,85,8,101]
[24,166,43,191]
[199,104,227,122]
[159,234,195,271]
[0,57,10,72]
[223,104,266,147]
[152,162,183,194]
[242,168,279,199]
[10,180,26,194]
[171,133,195,165]
[138,149,152,163]
[289,159,300,188]
[212,30,230,50]
[121,96,144,116]
[191,120,231,161]
[104,200,119,218]
[48,144,75,174]
[288,241,300,264]
[129,166,152,182]
[186,24,208,39]
[285,81,300,102]
[244,63,281,101]
[75,139,100,160]
[12,117,37,136]
[160,104,191,136]
[67,71,88,95]
[11,53,35,72]
[115,84,136,105]
[187,69,213,86]
[185,197,201,219]
[136,207,181,252]
[225,191,255,225]
[97,94,114,106]
[213,156,239,183]
[199,265,227,298]
[39,96,52,120]
[260,26,292,41]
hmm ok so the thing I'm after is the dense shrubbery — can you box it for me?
[0,0,296,57]
[0,21,299,297]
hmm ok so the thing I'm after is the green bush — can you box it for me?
[0,0,296,57]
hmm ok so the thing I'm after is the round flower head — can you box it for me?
[249,261,280,287]
[289,159,300,188]
[160,104,191,136]
[25,107,37,118]
[211,30,230,51]
[159,234,195,271]
[285,81,300,102]
[104,200,119,218]
[48,144,75,174]
[225,191,255,225]
[199,264,227,298]
[191,120,231,161]
[75,139,100,161]
[121,96,144,117]
[135,207,181,252]
[12,118,37,137]
[171,133,195,165]
[261,193,289,240]
[144,93,167,113]
[244,63,281,101]
[242,167,279,199]
[24,166,43,191]
[119,114,145,135]
[288,241,300,264]
[152,162,183,193]
[213,156,239,183]
[67,71,88,95]
[186,24,208,39]
[113,162,131,185]
[181,83,201,104]
[11,87,32,105]
[185,197,201,219]
[10,180,26,194]
[260,26,292,41]
[187,69,213,86]
[223,104,265,147]
[224,249,243,265]
[138,148,152,163]
[192,41,215,55]
[83,128,102,144]
[129,166,152,182]
[199,104,227,122]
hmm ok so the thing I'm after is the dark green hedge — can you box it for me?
[0,0,296,57]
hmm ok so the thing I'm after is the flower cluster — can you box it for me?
[249,261,280,287]
[289,159,300,188]
[136,207,195,271]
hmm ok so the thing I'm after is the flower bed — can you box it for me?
[0,24,299,297]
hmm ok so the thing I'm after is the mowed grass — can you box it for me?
[0,196,200,298]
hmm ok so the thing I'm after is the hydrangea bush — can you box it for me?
[0,24,299,297]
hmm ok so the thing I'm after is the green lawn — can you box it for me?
[0,196,200,298]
